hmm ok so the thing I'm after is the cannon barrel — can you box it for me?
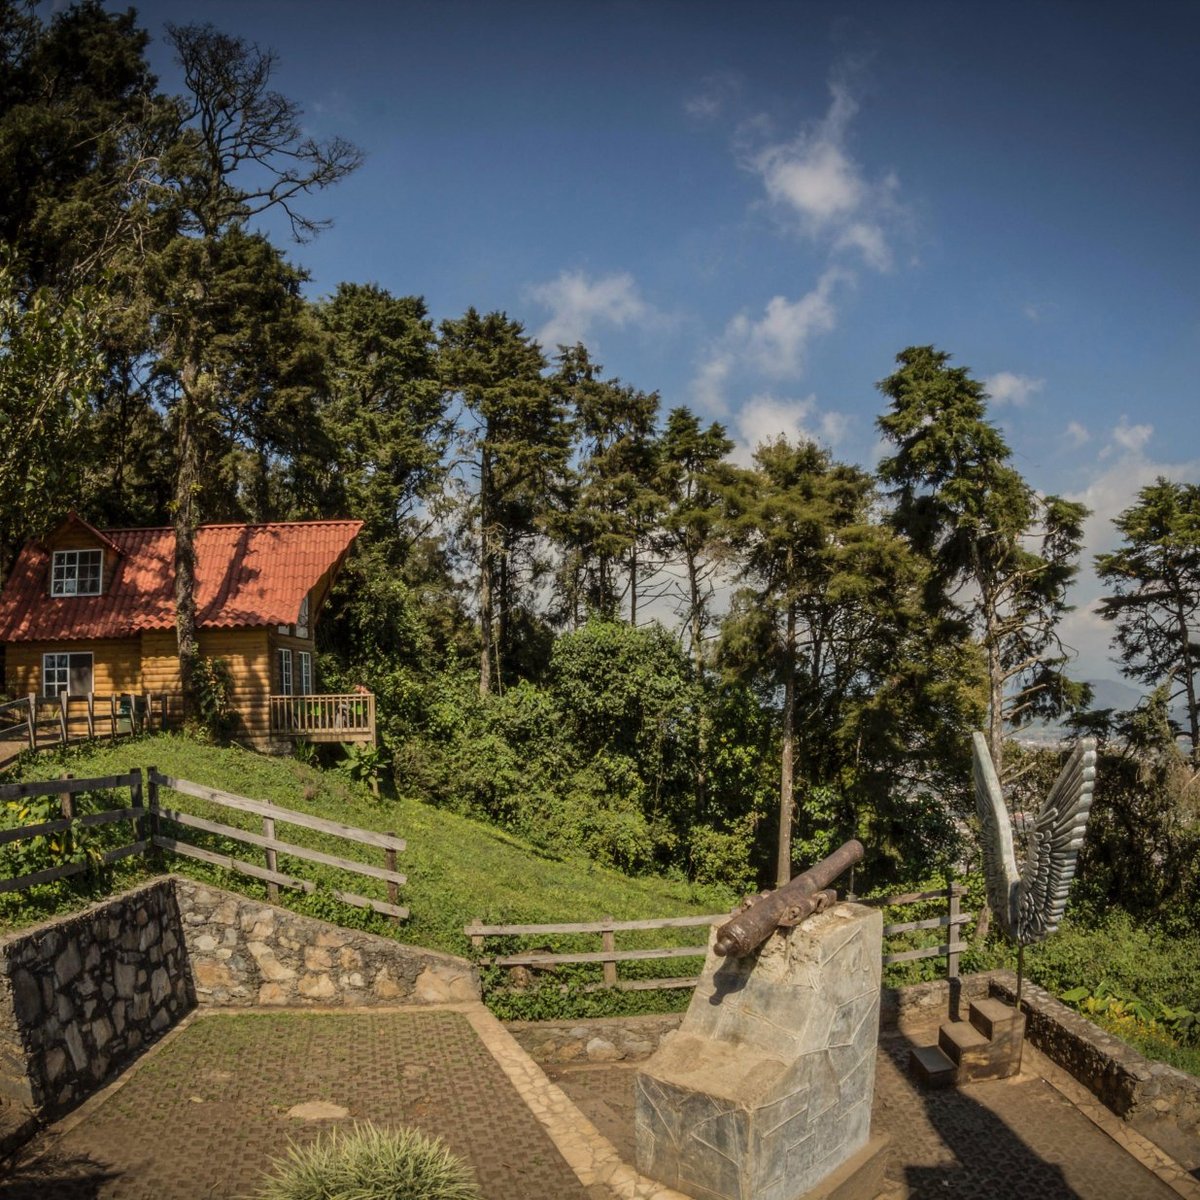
[713,839,864,958]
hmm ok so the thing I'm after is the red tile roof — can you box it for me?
[0,520,362,643]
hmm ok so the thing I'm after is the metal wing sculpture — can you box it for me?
[972,732,1097,945]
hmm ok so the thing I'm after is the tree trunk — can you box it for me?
[1176,602,1199,760]
[688,550,704,675]
[478,451,494,697]
[777,601,797,887]
[629,544,638,625]
[174,369,202,720]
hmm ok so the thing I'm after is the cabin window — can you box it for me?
[43,652,93,697]
[278,648,293,695]
[51,549,102,596]
[296,595,310,638]
[298,651,313,695]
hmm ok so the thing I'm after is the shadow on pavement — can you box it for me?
[889,1026,1081,1199]
[0,1151,121,1199]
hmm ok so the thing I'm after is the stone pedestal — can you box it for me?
[636,902,882,1200]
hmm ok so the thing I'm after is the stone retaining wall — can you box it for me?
[174,878,478,1008]
[0,879,193,1118]
[988,972,1200,1138]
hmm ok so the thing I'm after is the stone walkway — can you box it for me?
[3,1007,1197,1200]
[548,1026,1200,1200]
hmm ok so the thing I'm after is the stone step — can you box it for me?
[970,998,1020,1040]
[938,1019,989,1066]
[909,1044,957,1088]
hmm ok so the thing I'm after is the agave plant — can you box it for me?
[256,1123,479,1200]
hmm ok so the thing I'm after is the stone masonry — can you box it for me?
[636,902,883,1200]
[174,878,478,1008]
[0,875,480,1127]
[0,878,192,1117]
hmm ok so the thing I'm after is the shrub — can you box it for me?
[256,1123,479,1200]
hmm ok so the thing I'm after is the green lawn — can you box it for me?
[2,733,734,965]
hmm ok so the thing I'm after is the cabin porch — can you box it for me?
[268,692,376,745]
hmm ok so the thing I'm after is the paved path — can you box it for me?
[4,1008,1195,1200]
[0,1009,592,1200]
[547,1027,1198,1200]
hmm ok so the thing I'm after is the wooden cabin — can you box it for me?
[0,514,371,749]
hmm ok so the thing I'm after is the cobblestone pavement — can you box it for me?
[547,1026,1193,1200]
[0,1010,592,1200]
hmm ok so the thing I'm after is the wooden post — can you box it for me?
[947,883,961,980]
[263,812,279,901]
[147,766,161,864]
[85,692,95,739]
[26,694,35,750]
[142,694,151,734]
[58,693,68,744]
[385,832,400,927]
[110,695,118,740]
[129,767,145,846]
[160,693,168,731]
[468,919,485,952]
[602,915,618,988]
[59,773,74,859]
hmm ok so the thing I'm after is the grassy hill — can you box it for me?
[2,733,734,964]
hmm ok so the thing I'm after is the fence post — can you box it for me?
[110,695,118,740]
[602,915,618,989]
[85,693,95,739]
[467,919,485,953]
[59,773,74,859]
[147,766,161,864]
[385,832,400,927]
[947,883,960,980]
[263,811,279,901]
[26,694,35,750]
[58,693,68,744]
[129,768,145,849]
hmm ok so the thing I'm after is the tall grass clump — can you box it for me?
[256,1124,479,1200]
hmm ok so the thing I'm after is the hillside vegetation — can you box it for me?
[2,733,735,962]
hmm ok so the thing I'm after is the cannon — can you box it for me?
[714,838,864,958]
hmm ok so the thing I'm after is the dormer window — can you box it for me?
[51,549,102,596]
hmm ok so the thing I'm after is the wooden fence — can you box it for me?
[0,768,407,924]
[467,882,972,995]
[0,770,149,894]
[147,770,407,921]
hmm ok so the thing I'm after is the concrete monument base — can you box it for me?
[635,901,883,1200]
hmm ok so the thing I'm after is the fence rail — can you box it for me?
[0,768,408,925]
[468,882,972,995]
[0,770,147,894]
[148,770,406,921]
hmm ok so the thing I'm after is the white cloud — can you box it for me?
[685,72,740,120]
[727,269,845,378]
[729,394,848,465]
[985,371,1044,407]
[528,270,651,350]
[741,80,899,271]
[693,353,735,414]
[1065,421,1090,448]
[1112,416,1153,455]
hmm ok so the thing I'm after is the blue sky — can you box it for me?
[123,0,1199,680]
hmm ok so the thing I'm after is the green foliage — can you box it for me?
[1096,477,1200,756]
[256,1123,479,1200]
[190,656,235,741]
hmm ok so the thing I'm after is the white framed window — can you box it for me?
[278,648,293,696]
[43,652,93,697]
[298,651,313,696]
[51,549,102,596]
[296,595,310,639]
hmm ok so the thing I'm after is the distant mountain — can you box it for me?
[1081,677,1145,713]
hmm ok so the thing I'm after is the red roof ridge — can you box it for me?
[98,518,364,535]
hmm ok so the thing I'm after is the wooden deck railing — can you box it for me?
[148,770,405,921]
[467,882,972,995]
[0,693,167,762]
[269,693,375,744]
